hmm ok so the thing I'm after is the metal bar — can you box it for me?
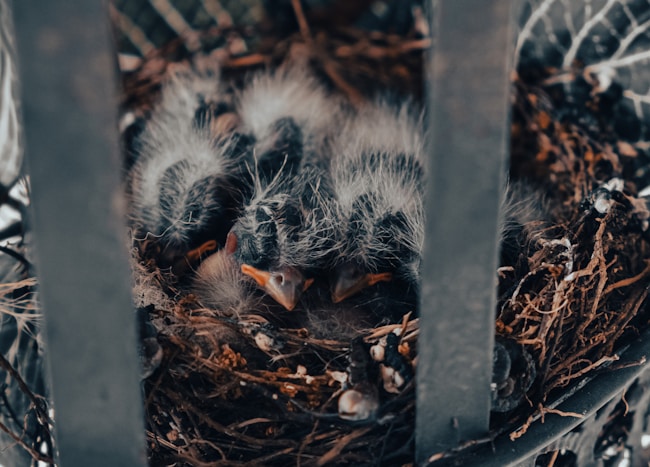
[437,327,650,466]
[417,0,515,462]
[12,2,146,466]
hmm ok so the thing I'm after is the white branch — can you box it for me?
[563,0,619,68]
[624,88,650,105]
[516,0,557,59]
[591,48,650,70]
[612,16,650,59]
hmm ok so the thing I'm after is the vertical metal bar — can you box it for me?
[12,2,146,466]
[417,0,515,462]
[443,327,650,465]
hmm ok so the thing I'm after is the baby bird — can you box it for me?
[192,236,260,316]
[223,67,341,311]
[127,68,250,265]
[327,101,426,310]
[226,170,307,311]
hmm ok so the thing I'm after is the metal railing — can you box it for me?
[417,0,514,460]
[13,1,146,466]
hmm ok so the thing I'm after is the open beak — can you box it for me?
[240,264,313,311]
[331,264,393,303]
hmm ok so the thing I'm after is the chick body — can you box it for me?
[127,69,250,264]
[225,67,343,310]
[328,101,426,310]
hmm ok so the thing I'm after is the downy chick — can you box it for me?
[328,100,425,312]
[223,67,342,311]
[127,68,251,266]
[192,235,261,316]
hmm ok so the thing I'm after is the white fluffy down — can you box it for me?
[192,250,260,315]
[237,66,341,145]
[128,71,231,239]
[330,101,426,280]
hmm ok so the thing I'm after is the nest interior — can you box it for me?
[122,3,428,465]
[118,1,650,465]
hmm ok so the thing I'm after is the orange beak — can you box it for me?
[240,264,313,311]
[331,264,393,303]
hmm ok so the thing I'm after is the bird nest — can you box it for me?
[119,4,429,465]
[118,6,650,466]
[505,77,650,396]
[127,74,650,466]
[133,259,418,465]
[498,76,650,442]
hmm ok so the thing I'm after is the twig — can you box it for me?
[291,0,313,43]
[316,427,372,466]
[540,407,584,420]
[0,418,54,464]
[604,259,650,294]
[0,353,49,425]
[0,245,31,271]
[554,355,620,387]
[426,434,495,463]
[223,53,267,68]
